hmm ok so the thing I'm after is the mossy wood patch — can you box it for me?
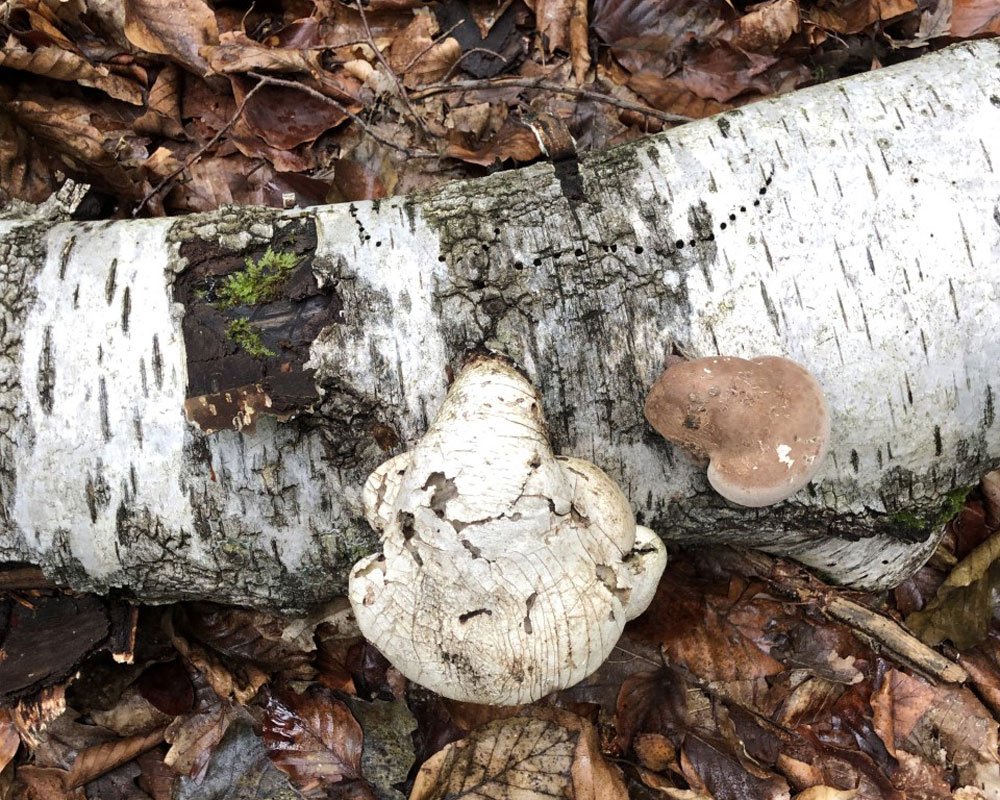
[175,217,342,433]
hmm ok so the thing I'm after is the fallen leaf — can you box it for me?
[0,712,18,772]
[536,0,573,53]
[409,707,628,800]
[164,703,237,781]
[792,788,857,800]
[136,659,195,717]
[906,528,1000,650]
[569,0,591,82]
[806,0,918,34]
[67,726,166,788]
[389,10,461,89]
[443,115,543,164]
[202,31,322,76]
[123,0,219,75]
[872,669,1000,793]
[0,38,144,105]
[682,735,790,800]
[13,766,82,800]
[89,684,174,736]
[262,686,363,793]
[986,470,1000,530]
[949,0,1000,34]
[729,0,801,53]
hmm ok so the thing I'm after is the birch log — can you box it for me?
[1,41,998,611]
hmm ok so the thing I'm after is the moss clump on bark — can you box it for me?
[217,247,298,309]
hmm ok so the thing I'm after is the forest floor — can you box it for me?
[3,0,1000,797]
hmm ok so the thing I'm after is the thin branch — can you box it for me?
[441,48,509,83]
[410,77,693,124]
[403,19,465,73]
[247,72,437,158]
[132,80,266,217]
[354,0,431,135]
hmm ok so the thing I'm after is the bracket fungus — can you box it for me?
[644,356,830,507]
[349,357,667,704]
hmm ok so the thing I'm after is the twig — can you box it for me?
[403,19,465,73]
[410,77,693,124]
[729,548,969,685]
[246,72,436,158]
[354,0,431,135]
[440,48,509,83]
[132,80,266,216]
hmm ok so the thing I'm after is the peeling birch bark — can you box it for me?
[1,41,998,610]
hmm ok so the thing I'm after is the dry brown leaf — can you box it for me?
[262,686,363,794]
[163,703,236,781]
[124,0,219,75]
[443,116,543,165]
[89,685,174,737]
[0,712,19,773]
[13,766,82,800]
[389,11,461,89]
[0,38,144,105]
[230,76,351,152]
[409,707,627,800]
[202,31,322,76]
[536,0,573,52]
[682,735,790,800]
[569,0,591,83]
[872,669,1000,792]
[807,0,918,34]
[906,528,1000,650]
[949,0,1000,34]
[627,72,728,118]
[792,788,857,800]
[729,0,801,53]
[67,726,166,789]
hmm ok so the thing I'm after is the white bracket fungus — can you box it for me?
[644,356,830,507]
[349,357,667,704]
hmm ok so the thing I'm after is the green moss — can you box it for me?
[226,318,275,358]
[217,247,298,310]
[890,486,973,532]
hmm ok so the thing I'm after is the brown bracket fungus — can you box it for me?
[349,357,667,704]
[644,356,830,507]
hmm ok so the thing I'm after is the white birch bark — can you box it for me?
[1,41,998,610]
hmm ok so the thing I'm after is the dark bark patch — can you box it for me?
[105,258,117,305]
[151,335,163,390]
[98,376,110,441]
[121,286,131,335]
[37,326,55,415]
[175,217,342,434]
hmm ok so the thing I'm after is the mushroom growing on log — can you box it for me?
[349,357,667,704]
[645,356,830,507]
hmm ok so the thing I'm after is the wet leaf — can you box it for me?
[262,686,363,793]
[682,735,790,800]
[409,707,628,800]
[906,528,1000,650]
[123,0,219,75]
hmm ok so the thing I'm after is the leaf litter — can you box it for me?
[1,0,997,215]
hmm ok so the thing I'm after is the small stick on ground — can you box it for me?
[133,80,266,216]
[410,77,693,125]
[355,0,432,136]
[720,548,969,684]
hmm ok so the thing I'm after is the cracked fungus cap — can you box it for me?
[644,355,830,507]
[348,357,667,705]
